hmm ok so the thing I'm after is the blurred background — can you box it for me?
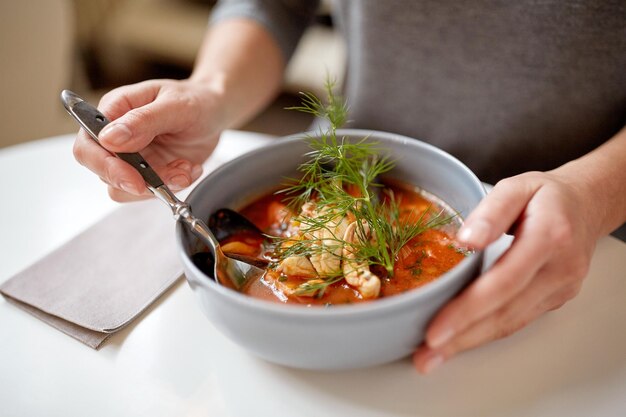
[2,1,625,241]
[0,0,344,149]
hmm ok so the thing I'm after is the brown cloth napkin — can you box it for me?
[0,200,183,348]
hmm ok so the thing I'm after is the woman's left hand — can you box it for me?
[412,170,599,374]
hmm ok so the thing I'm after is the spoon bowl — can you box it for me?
[171,200,265,289]
[209,208,265,241]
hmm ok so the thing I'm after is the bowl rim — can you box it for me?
[177,128,487,319]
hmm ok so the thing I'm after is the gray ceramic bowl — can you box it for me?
[176,129,486,370]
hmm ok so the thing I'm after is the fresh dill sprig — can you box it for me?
[351,196,455,274]
[285,77,348,131]
[275,78,455,277]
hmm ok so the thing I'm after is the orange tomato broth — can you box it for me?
[221,181,468,306]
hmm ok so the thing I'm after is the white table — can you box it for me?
[1,132,625,417]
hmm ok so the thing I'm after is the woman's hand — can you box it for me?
[73,18,287,202]
[73,78,226,201]
[413,170,601,374]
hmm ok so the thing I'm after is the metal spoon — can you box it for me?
[60,90,264,290]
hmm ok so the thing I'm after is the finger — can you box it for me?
[544,281,583,311]
[103,159,203,201]
[97,80,162,120]
[412,344,444,374]
[75,128,202,196]
[160,159,204,191]
[107,185,152,202]
[425,212,555,349]
[74,130,148,195]
[97,90,201,154]
[414,270,558,373]
[414,304,544,374]
[437,276,555,356]
[457,175,541,248]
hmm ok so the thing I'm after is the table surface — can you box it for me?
[1,131,625,417]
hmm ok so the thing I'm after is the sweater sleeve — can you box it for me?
[210,0,320,61]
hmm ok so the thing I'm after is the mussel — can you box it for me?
[209,208,264,241]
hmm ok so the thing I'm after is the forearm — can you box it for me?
[190,18,285,129]
[553,125,626,238]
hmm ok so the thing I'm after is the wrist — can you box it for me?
[187,19,284,130]
[185,73,232,131]
[551,162,608,240]
[551,128,626,238]
[189,68,226,94]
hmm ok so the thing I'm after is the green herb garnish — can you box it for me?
[274,78,454,277]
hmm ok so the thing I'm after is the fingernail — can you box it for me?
[428,327,454,349]
[100,123,131,146]
[458,218,491,247]
[422,352,444,374]
[191,164,203,179]
[120,181,138,195]
[168,174,190,189]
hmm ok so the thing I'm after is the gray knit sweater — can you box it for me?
[212,0,625,184]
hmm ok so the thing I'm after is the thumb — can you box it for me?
[457,177,540,248]
[97,84,199,153]
[98,97,192,153]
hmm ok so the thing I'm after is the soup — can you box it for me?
[218,180,469,306]
[194,84,471,306]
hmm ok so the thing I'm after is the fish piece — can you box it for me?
[292,278,326,298]
[309,208,352,276]
[300,201,317,218]
[342,220,381,298]
[277,255,317,278]
[269,274,323,299]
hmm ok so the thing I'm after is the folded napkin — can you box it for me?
[0,130,274,349]
[0,200,183,348]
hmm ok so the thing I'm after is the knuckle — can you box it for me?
[493,176,514,190]
[493,307,529,340]
[548,218,575,245]
[561,281,583,302]
[99,90,115,106]
[568,259,590,281]
[127,107,153,126]
[548,300,567,311]
[494,172,544,195]
[495,318,527,340]
[100,83,135,105]
[173,92,201,124]
[494,172,536,188]
[98,90,126,115]
[523,171,545,180]
[102,158,113,179]
[72,141,86,165]
[179,93,197,110]
[107,186,125,202]
[107,185,137,202]
[102,156,120,184]
[494,326,515,340]
[546,286,578,311]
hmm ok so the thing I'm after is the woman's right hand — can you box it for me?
[73,78,226,201]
